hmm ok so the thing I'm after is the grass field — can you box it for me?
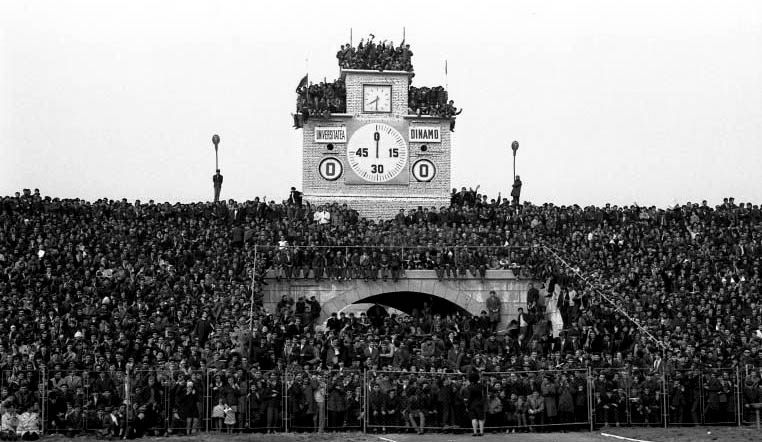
[42,427,761,442]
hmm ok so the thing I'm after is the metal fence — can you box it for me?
[1,367,44,437]
[285,369,365,432]
[20,365,762,435]
[255,244,533,279]
[483,368,592,432]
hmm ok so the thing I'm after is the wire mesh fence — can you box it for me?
[12,364,759,435]
[483,368,591,432]
[0,367,44,438]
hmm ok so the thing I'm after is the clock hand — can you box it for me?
[375,96,379,110]
[374,132,380,158]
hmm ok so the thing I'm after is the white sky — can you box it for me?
[1,0,761,207]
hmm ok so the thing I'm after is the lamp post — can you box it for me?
[511,140,519,182]
[212,134,220,171]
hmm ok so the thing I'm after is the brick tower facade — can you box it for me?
[301,69,452,219]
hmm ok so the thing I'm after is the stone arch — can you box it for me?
[262,270,531,329]
[320,289,482,324]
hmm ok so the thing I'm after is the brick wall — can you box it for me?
[302,70,452,220]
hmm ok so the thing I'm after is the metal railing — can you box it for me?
[25,365,762,435]
[254,244,534,280]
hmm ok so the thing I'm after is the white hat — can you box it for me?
[74,331,83,339]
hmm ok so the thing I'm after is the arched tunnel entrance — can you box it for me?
[263,273,530,329]
[335,291,471,320]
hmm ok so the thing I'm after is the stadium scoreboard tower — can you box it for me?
[301,69,452,219]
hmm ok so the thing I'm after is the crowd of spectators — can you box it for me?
[408,86,462,120]
[336,36,413,72]
[293,79,347,128]
[1,187,762,435]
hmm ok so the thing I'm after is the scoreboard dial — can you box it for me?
[347,123,408,183]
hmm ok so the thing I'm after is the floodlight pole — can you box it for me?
[511,140,519,182]
[212,134,220,171]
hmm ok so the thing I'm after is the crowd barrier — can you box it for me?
[257,244,533,279]
[1,366,757,435]
[483,368,592,432]
[1,368,45,435]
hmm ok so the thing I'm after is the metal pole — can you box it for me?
[736,366,742,427]
[513,152,516,183]
[40,365,46,434]
[660,347,667,428]
[699,369,705,425]
[250,245,257,330]
[363,369,368,434]
[215,148,218,171]
[205,370,210,433]
[587,367,594,432]
[283,373,288,433]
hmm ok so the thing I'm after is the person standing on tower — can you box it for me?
[213,169,223,203]
[511,175,522,206]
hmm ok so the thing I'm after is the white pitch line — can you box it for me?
[377,437,397,442]
[601,432,655,442]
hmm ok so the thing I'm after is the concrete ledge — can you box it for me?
[403,115,453,120]
[308,113,353,119]
[264,269,519,280]
[301,194,449,201]
[341,69,414,76]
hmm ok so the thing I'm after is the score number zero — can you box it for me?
[319,157,343,181]
[412,159,436,182]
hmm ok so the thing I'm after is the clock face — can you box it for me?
[347,123,408,183]
[363,85,392,113]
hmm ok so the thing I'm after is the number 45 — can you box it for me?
[355,148,368,157]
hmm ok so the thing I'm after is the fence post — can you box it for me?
[736,366,742,427]
[284,372,289,433]
[587,367,593,432]
[125,368,132,436]
[40,365,46,435]
[164,380,170,436]
[662,365,668,428]
[205,370,210,433]
[699,369,705,425]
[363,369,367,434]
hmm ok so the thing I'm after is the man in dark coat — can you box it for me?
[511,175,522,206]
[213,170,223,203]
[486,291,502,332]
[288,187,303,206]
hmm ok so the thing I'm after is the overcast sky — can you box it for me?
[1,0,761,207]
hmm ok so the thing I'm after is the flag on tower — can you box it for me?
[295,74,308,93]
